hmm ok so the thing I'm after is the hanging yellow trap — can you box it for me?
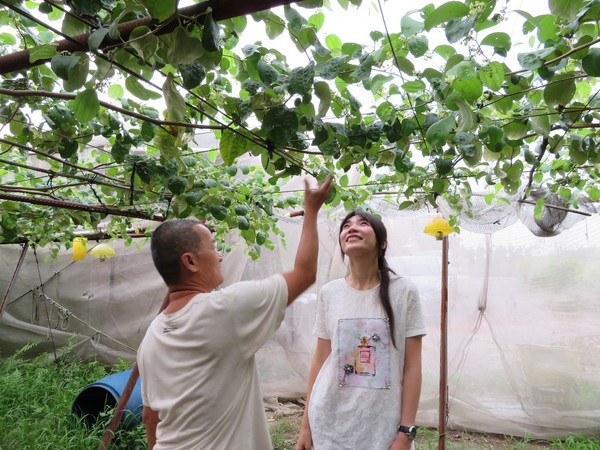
[423,216,454,241]
[90,243,116,261]
[72,237,88,261]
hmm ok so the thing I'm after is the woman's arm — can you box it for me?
[390,335,423,450]
[295,337,331,450]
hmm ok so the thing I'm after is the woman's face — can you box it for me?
[339,214,378,258]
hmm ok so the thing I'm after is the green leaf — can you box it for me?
[167,176,188,195]
[325,34,343,55]
[445,17,475,44]
[544,75,576,107]
[220,129,250,165]
[479,61,504,91]
[452,77,483,102]
[505,160,524,181]
[71,0,103,15]
[480,32,511,52]
[408,36,428,57]
[258,60,280,84]
[163,74,187,123]
[262,106,299,148]
[62,13,88,37]
[108,84,124,100]
[446,59,476,78]
[549,0,584,22]
[29,44,57,63]
[582,48,600,76]
[63,55,88,92]
[264,12,285,39]
[424,2,470,31]
[58,137,78,159]
[504,121,528,140]
[455,99,476,132]
[143,0,176,22]
[165,27,204,66]
[314,81,331,118]
[209,205,229,221]
[315,56,347,79]
[202,11,221,52]
[530,114,551,137]
[89,28,109,51]
[179,60,206,90]
[434,158,453,176]
[284,5,307,32]
[402,80,426,93]
[288,65,315,95]
[0,32,16,45]
[401,14,423,36]
[129,26,158,60]
[484,125,505,152]
[394,56,415,75]
[517,48,556,70]
[425,115,456,147]
[70,89,99,124]
[434,45,456,60]
[125,76,162,100]
[50,54,80,80]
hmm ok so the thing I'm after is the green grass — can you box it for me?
[1,345,599,450]
[0,343,146,450]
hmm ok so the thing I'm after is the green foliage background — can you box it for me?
[0,0,598,256]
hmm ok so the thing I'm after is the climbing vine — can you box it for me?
[0,0,598,256]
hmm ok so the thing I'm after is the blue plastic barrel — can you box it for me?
[71,369,143,429]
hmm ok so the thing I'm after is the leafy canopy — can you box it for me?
[0,0,598,257]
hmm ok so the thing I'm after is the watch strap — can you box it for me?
[397,425,417,440]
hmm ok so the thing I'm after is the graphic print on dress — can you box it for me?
[338,317,391,389]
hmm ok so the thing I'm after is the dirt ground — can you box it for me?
[265,397,553,450]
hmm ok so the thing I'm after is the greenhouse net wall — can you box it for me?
[1,208,599,440]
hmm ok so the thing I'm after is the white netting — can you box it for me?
[1,200,600,439]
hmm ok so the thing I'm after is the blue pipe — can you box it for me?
[71,369,143,429]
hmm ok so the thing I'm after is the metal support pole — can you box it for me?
[0,243,29,317]
[438,236,449,450]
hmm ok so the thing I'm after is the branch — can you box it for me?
[0,157,132,191]
[0,192,164,221]
[0,88,224,130]
[506,37,600,76]
[0,0,301,74]
[0,137,125,185]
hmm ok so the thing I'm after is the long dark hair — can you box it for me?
[339,210,398,348]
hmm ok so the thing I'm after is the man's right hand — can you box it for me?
[303,175,333,216]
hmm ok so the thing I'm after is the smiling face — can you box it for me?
[339,214,378,258]
[190,224,224,290]
[339,211,388,263]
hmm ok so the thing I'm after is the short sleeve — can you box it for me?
[313,286,330,339]
[406,283,427,338]
[227,274,288,358]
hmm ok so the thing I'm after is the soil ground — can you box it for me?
[265,397,553,450]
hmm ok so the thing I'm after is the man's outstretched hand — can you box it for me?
[304,175,333,214]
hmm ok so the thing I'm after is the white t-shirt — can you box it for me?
[308,275,426,450]
[137,274,288,450]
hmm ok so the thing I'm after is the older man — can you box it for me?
[137,176,332,450]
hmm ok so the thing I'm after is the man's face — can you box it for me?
[193,224,224,289]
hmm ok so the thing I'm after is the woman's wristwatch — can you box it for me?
[398,425,418,440]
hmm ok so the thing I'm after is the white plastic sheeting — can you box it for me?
[1,211,600,439]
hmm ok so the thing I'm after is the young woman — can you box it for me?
[296,210,426,450]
